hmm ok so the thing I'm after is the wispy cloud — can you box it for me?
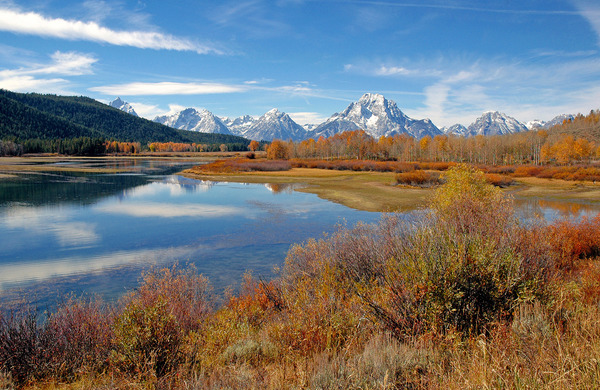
[90,81,246,95]
[0,7,222,54]
[0,51,97,93]
[210,0,292,38]
[572,0,600,46]
[354,55,600,126]
[335,1,580,16]
[287,111,328,125]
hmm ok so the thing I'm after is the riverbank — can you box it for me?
[2,155,600,212]
[184,165,600,212]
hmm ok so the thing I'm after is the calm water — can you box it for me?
[1,159,599,310]
[0,159,380,309]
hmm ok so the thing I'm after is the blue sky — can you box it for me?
[0,0,599,128]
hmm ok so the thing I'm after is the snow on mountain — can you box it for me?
[526,114,575,130]
[442,124,469,136]
[309,93,441,139]
[544,114,575,129]
[153,108,231,134]
[302,123,318,132]
[243,108,307,141]
[221,115,256,136]
[109,97,138,117]
[526,119,546,130]
[465,111,528,136]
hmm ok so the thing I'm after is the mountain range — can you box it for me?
[112,93,573,141]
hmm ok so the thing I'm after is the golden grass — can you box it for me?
[511,177,600,202]
[183,167,431,212]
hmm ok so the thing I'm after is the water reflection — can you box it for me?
[2,159,600,311]
[0,161,379,310]
[514,197,600,222]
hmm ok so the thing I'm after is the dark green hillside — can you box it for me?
[0,89,250,147]
[0,92,100,140]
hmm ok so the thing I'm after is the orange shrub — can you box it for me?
[484,173,514,187]
[513,165,543,177]
[394,170,442,187]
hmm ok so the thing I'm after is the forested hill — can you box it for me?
[0,89,249,145]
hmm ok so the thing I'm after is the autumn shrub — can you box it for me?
[394,170,442,187]
[243,160,291,171]
[481,164,515,175]
[0,309,51,386]
[282,165,547,340]
[513,165,543,177]
[546,214,600,270]
[111,265,211,377]
[416,161,455,171]
[45,296,114,380]
[275,233,376,356]
[484,173,514,187]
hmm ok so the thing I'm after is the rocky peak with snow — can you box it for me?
[153,107,231,134]
[221,115,256,136]
[442,124,469,136]
[310,93,441,139]
[244,108,306,141]
[527,114,575,130]
[109,97,138,117]
[465,111,528,136]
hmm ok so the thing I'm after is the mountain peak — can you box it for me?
[359,93,386,104]
[466,111,527,136]
[153,107,231,135]
[243,109,305,141]
[311,93,440,139]
[109,97,138,117]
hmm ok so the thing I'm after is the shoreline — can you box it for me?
[2,155,600,212]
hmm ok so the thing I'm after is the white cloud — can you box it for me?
[0,51,97,78]
[95,202,244,218]
[288,111,328,125]
[0,7,221,54]
[355,55,600,127]
[0,51,96,93]
[90,81,246,96]
[375,65,411,76]
[0,75,72,93]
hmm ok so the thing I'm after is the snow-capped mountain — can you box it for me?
[221,115,257,136]
[465,111,528,136]
[527,114,575,130]
[526,119,546,130]
[109,97,138,117]
[243,108,306,141]
[442,124,469,136]
[309,93,441,139]
[303,123,318,132]
[153,108,231,134]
